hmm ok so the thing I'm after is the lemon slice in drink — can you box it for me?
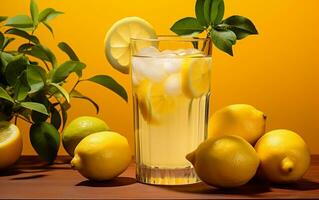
[0,121,23,169]
[137,80,176,123]
[181,58,211,98]
[104,17,157,74]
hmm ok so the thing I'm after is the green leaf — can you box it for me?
[58,42,79,61]
[222,15,258,40]
[5,15,33,28]
[31,109,48,123]
[42,21,53,35]
[211,29,237,56]
[0,87,14,103]
[30,0,39,26]
[0,52,14,71]
[204,0,212,24]
[31,93,50,123]
[214,0,224,25]
[18,43,34,52]
[204,0,224,25]
[0,16,8,23]
[51,61,86,83]
[14,71,30,101]
[20,44,57,67]
[20,102,49,115]
[19,108,32,122]
[50,106,61,130]
[30,122,60,164]
[49,83,70,103]
[0,32,4,49]
[88,75,128,102]
[60,102,68,129]
[70,90,99,114]
[26,65,45,93]
[170,17,204,35]
[210,0,223,25]
[38,8,63,22]
[5,56,28,85]
[195,0,207,26]
[2,37,15,50]
[5,28,39,44]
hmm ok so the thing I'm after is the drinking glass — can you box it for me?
[131,36,212,185]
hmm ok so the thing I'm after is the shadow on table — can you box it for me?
[76,177,137,187]
[271,178,319,191]
[161,178,319,195]
[160,179,271,195]
[0,169,49,177]
[0,158,71,177]
[11,174,48,180]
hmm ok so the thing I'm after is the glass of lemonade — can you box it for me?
[130,36,212,185]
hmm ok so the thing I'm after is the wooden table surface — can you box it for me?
[0,156,319,199]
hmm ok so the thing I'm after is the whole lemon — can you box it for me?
[255,129,311,183]
[208,104,266,144]
[62,116,109,156]
[187,135,260,188]
[71,131,131,181]
[0,121,23,170]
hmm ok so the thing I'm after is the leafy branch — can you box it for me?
[170,0,258,56]
[0,0,127,164]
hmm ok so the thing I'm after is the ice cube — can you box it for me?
[131,73,140,87]
[164,73,181,96]
[175,48,203,56]
[132,57,144,75]
[161,50,176,54]
[137,46,160,57]
[159,50,179,57]
[131,57,145,86]
[142,58,167,82]
[132,57,167,82]
[173,49,187,55]
[162,58,182,74]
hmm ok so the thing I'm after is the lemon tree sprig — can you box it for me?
[170,0,258,56]
[0,0,128,164]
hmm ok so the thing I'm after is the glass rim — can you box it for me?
[130,35,209,42]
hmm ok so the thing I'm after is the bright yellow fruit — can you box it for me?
[136,80,177,123]
[255,129,311,183]
[104,17,157,74]
[208,104,266,144]
[0,121,22,170]
[181,57,211,98]
[71,131,131,181]
[62,116,109,156]
[187,135,259,188]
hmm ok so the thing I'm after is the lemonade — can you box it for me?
[131,37,212,185]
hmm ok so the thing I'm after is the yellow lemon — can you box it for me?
[181,57,211,98]
[104,17,156,74]
[208,104,266,144]
[62,116,109,156]
[255,129,311,183]
[0,121,23,170]
[136,80,177,123]
[187,135,259,188]
[71,131,131,181]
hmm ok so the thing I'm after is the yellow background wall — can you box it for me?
[1,0,318,155]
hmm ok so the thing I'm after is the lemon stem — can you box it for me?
[70,156,79,170]
[263,114,267,120]
[281,157,294,173]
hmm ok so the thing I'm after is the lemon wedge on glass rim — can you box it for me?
[181,58,211,98]
[104,17,157,74]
